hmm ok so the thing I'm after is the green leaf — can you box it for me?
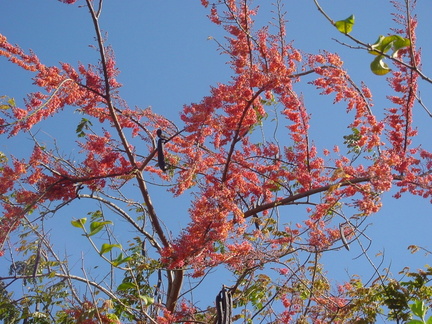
[111,253,132,267]
[369,35,410,56]
[139,295,154,306]
[370,55,391,75]
[410,300,428,318]
[406,320,424,324]
[76,117,93,138]
[88,220,112,236]
[71,218,87,229]
[391,35,411,57]
[334,15,355,34]
[300,290,310,300]
[426,316,432,324]
[88,209,104,222]
[0,151,8,164]
[0,96,15,110]
[117,282,136,291]
[369,35,394,55]
[106,314,120,322]
[47,271,57,278]
[8,98,16,107]
[99,243,121,255]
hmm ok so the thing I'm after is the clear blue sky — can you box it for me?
[1,1,431,321]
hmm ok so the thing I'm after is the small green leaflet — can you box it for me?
[99,243,121,255]
[117,282,136,291]
[139,295,154,306]
[111,253,132,267]
[76,117,93,138]
[410,300,427,319]
[0,96,16,110]
[0,151,8,164]
[370,55,391,75]
[71,218,87,229]
[116,282,156,305]
[407,300,432,324]
[115,283,155,305]
[369,35,411,57]
[89,220,113,236]
[334,15,355,34]
[368,35,410,75]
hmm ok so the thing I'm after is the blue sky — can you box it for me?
[1,0,432,321]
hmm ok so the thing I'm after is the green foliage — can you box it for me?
[75,117,93,137]
[99,243,121,255]
[0,151,7,164]
[235,274,272,310]
[343,127,362,155]
[1,258,71,323]
[345,266,432,323]
[407,300,432,324]
[70,217,87,229]
[0,281,20,323]
[117,282,136,291]
[0,95,15,110]
[110,253,132,267]
[114,271,155,320]
[71,211,113,237]
[333,13,410,75]
[368,35,410,75]
[334,15,355,34]
[89,221,113,237]
[370,55,392,76]
[369,35,411,57]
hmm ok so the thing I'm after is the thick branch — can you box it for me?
[85,0,170,249]
[85,1,180,312]
[243,176,403,218]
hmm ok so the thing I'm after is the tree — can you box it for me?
[0,0,431,323]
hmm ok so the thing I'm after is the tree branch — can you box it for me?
[243,175,404,218]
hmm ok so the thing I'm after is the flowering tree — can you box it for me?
[0,0,431,323]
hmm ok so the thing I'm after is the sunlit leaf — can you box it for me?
[71,218,87,229]
[369,35,394,55]
[0,151,8,164]
[139,295,154,305]
[0,96,15,110]
[406,320,424,324]
[409,300,428,319]
[369,35,410,56]
[111,253,132,267]
[48,271,57,278]
[334,15,355,34]
[99,243,121,255]
[370,55,391,75]
[89,220,113,236]
[300,290,310,300]
[391,35,411,57]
